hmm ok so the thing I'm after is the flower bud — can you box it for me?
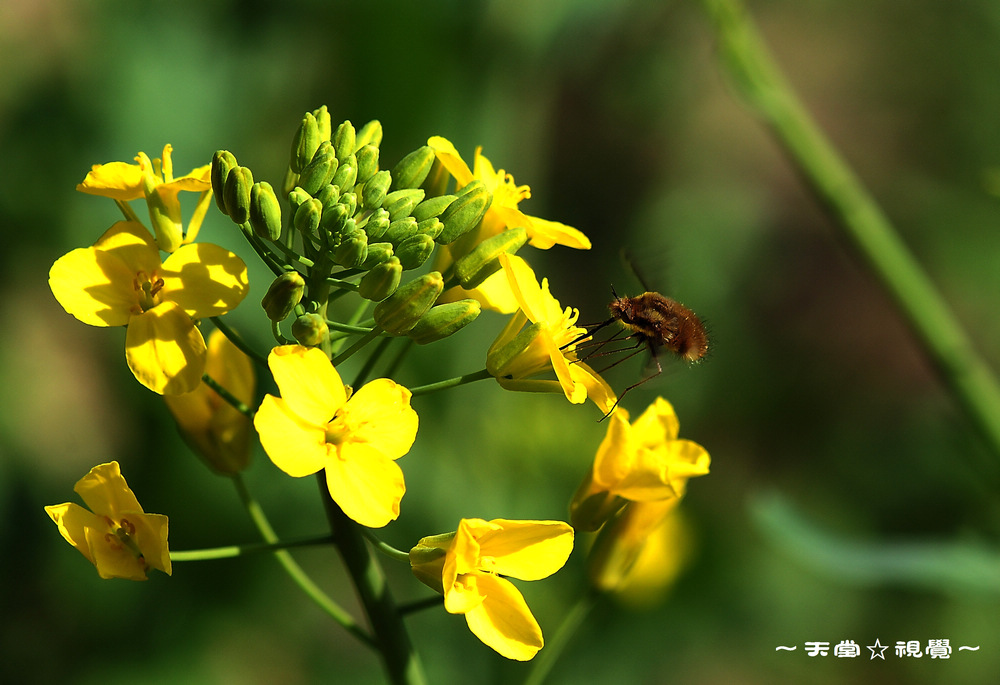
[359,256,402,301]
[355,144,380,186]
[261,271,305,322]
[455,227,528,289]
[298,141,339,195]
[287,186,312,213]
[355,119,383,150]
[339,191,358,218]
[437,180,490,244]
[416,217,443,241]
[391,145,435,190]
[412,194,456,222]
[333,120,357,162]
[331,154,357,191]
[382,189,425,222]
[362,208,391,240]
[223,165,254,225]
[249,181,282,241]
[320,203,350,238]
[333,228,369,268]
[211,150,238,215]
[294,197,323,239]
[383,217,417,244]
[360,242,394,270]
[360,169,392,210]
[292,313,329,346]
[317,183,340,210]
[373,271,444,335]
[313,105,332,143]
[407,299,481,344]
[395,233,435,270]
[290,112,321,174]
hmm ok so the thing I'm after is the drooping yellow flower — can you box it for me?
[164,329,256,475]
[253,345,418,528]
[48,220,250,395]
[77,144,212,252]
[428,136,591,312]
[570,397,709,532]
[486,253,615,413]
[45,461,171,581]
[409,518,574,661]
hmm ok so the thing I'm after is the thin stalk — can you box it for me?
[202,372,253,419]
[522,590,599,685]
[409,368,493,396]
[211,316,269,369]
[170,533,334,561]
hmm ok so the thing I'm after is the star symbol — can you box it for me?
[867,638,888,660]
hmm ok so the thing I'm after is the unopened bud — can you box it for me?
[355,119,383,150]
[373,271,444,335]
[412,194,456,222]
[211,150,238,215]
[454,227,528,289]
[292,313,329,346]
[313,105,332,143]
[407,299,481,345]
[298,142,339,195]
[223,165,254,225]
[382,188,425,222]
[338,191,358,218]
[294,197,323,239]
[287,186,312,214]
[331,154,357,191]
[290,112,321,174]
[261,271,305,322]
[437,180,490,244]
[333,120,356,162]
[416,218,443,241]
[391,145,435,190]
[395,233,435,270]
[360,242,394,270]
[355,145,380,185]
[360,170,392,210]
[383,217,417,244]
[359,256,402,301]
[320,203,350,237]
[333,229,369,268]
[250,181,282,241]
[362,208,391,240]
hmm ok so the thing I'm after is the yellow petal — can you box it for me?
[444,572,487,615]
[159,242,249,318]
[254,395,328,477]
[73,461,142,516]
[266,345,345,425]
[125,302,207,394]
[45,502,101,565]
[499,254,547,324]
[464,573,543,661]
[427,136,474,187]
[632,397,679,444]
[49,245,137,327]
[477,520,574,581]
[524,216,591,250]
[76,161,144,200]
[325,443,405,528]
[130,511,172,576]
[343,379,418,460]
[93,221,161,272]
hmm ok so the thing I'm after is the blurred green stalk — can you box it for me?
[701,0,1000,464]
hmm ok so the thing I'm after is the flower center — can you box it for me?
[134,271,165,312]
[102,515,147,564]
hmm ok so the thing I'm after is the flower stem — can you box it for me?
[522,590,599,685]
[316,473,427,685]
[202,372,253,419]
[408,368,493,396]
[701,0,1000,464]
[170,533,334,561]
[230,473,375,647]
[331,328,383,367]
[359,527,412,564]
[211,316,269,369]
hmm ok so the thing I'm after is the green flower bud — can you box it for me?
[391,145,435,190]
[412,194,457,222]
[383,217,417,244]
[355,119,383,150]
[290,112,321,174]
[317,183,340,210]
[360,169,392,210]
[406,299,481,344]
[360,242,394,270]
[416,217,443,241]
[455,227,528,289]
[313,105,332,143]
[211,150,238,215]
[223,165,254,225]
[395,233,436,270]
[320,203,350,237]
[333,120,356,162]
[373,271,444,335]
[331,154,357,192]
[287,186,312,212]
[333,228,368,268]
[338,191,358,218]
[298,142,339,196]
[249,181,282,241]
[355,144,380,186]
[382,188,425,222]
[292,313,330,346]
[261,271,305,322]
[294,197,323,239]
[359,256,402,301]
[362,208,391,240]
[437,180,491,244]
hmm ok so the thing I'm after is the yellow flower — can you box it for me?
[164,329,256,475]
[570,397,709,532]
[48,221,250,395]
[253,345,418,528]
[45,461,171,581]
[409,518,574,661]
[77,144,212,252]
[428,136,591,312]
[486,253,615,413]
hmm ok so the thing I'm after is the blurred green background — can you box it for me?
[4,0,1000,683]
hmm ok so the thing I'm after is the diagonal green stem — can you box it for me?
[522,589,600,685]
[701,0,1000,464]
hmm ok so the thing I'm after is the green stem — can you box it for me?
[114,199,143,224]
[230,473,375,647]
[202,372,253,418]
[409,368,493,396]
[238,221,287,277]
[315,473,427,685]
[170,533,334,561]
[211,316,269,369]
[522,590,599,685]
[331,328,383,367]
[359,527,412,564]
[702,0,1000,463]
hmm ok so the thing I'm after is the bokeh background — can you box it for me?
[3,0,1000,683]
